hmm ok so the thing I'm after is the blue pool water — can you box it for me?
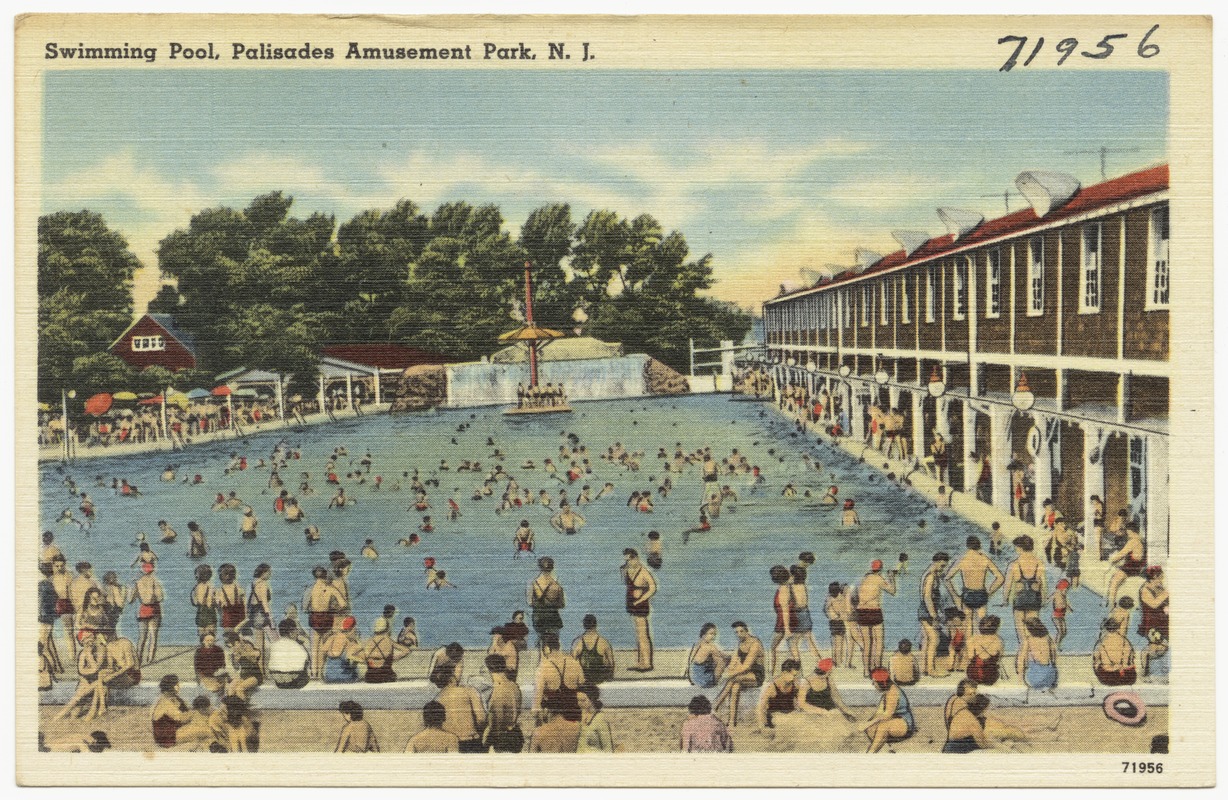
[40,395,1114,655]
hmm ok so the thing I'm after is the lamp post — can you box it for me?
[61,388,76,463]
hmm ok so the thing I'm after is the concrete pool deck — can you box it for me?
[41,644,1167,713]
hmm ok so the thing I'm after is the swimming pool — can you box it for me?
[39,395,1113,655]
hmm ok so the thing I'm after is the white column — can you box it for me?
[1146,435,1169,564]
[374,371,382,406]
[1083,425,1105,558]
[275,377,284,421]
[850,383,865,442]
[911,390,925,460]
[346,372,353,410]
[317,375,326,413]
[1033,416,1054,527]
[962,404,978,494]
[990,405,1013,513]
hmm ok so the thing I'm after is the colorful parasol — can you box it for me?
[211,386,232,397]
[83,393,113,416]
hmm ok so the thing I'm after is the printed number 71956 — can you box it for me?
[998,24,1160,72]
[1122,762,1164,774]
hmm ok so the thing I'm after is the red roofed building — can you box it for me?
[108,313,198,372]
[763,165,1170,565]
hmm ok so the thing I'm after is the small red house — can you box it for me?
[108,313,198,372]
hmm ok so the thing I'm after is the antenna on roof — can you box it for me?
[976,190,1019,215]
[1061,145,1142,181]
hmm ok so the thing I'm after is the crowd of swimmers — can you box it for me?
[515,382,568,410]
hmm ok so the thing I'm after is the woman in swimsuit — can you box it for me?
[756,659,801,729]
[100,572,126,639]
[1004,536,1046,645]
[534,631,583,723]
[1137,566,1169,640]
[362,617,409,683]
[1047,579,1073,650]
[965,615,1005,686]
[686,622,730,688]
[798,658,857,721]
[1018,617,1058,701]
[768,565,799,676]
[149,674,192,749]
[861,668,915,753]
[247,563,274,663]
[789,564,822,661]
[75,587,107,637]
[943,694,992,753]
[1106,523,1146,608]
[321,616,363,684]
[191,564,217,638]
[194,631,227,693]
[528,557,565,644]
[824,582,850,669]
[216,563,246,635]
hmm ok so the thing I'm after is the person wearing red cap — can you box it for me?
[841,498,860,527]
[860,668,915,753]
[321,616,362,683]
[854,560,897,676]
[131,559,165,666]
[1047,579,1073,650]
[798,658,856,721]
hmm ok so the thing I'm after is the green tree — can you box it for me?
[38,211,141,399]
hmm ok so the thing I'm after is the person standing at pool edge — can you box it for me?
[855,560,897,675]
[621,548,656,671]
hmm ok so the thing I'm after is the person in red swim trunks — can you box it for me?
[306,565,344,680]
[854,560,897,676]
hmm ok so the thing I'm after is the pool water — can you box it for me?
[39,395,1115,655]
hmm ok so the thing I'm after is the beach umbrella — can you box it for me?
[498,323,565,342]
[233,388,259,399]
[112,391,138,401]
[166,391,190,411]
[83,392,113,416]
[187,388,211,400]
[139,395,163,406]
[211,385,232,397]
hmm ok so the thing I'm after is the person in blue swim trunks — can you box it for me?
[945,535,1004,643]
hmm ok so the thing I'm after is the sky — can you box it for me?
[41,68,1168,314]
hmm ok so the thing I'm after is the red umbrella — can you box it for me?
[211,386,232,396]
[83,392,113,416]
[139,395,163,406]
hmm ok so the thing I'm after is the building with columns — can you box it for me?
[762,165,1169,565]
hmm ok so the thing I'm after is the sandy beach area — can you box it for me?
[39,702,1164,755]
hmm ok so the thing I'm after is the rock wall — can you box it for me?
[644,357,690,396]
[390,364,448,412]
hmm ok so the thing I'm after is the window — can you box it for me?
[1028,236,1044,316]
[953,259,968,320]
[131,335,165,352]
[925,267,936,322]
[1080,223,1102,313]
[879,280,891,325]
[1149,207,1169,308]
[860,286,869,327]
[985,249,1002,318]
[900,275,911,323]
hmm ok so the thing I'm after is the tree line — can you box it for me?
[38,195,751,400]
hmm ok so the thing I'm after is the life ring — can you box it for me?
[1103,691,1147,726]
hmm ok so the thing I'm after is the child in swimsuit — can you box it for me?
[1048,579,1072,651]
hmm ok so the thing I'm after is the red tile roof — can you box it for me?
[770,164,1168,303]
[321,344,448,370]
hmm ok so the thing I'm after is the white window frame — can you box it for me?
[1080,223,1103,313]
[842,290,851,330]
[900,275,911,323]
[879,280,890,326]
[131,335,165,352]
[1027,236,1045,316]
[985,249,1002,319]
[952,259,968,321]
[1147,206,1169,310]
[860,286,869,327]
[925,267,936,323]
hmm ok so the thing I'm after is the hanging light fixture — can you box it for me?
[839,364,851,378]
[927,365,946,398]
[875,357,890,385]
[1012,370,1035,411]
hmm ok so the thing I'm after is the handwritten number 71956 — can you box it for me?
[998,24,1160,72]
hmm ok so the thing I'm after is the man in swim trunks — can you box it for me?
[305,566,343,679]
[712,621,765,727]
[854,560,897,676]
[944,536,1005,642]
[622,549,657,671]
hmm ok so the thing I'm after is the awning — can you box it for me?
[498,324,564,342]
[112,391,138,401]
[187,388,211,399]
[211,386,232,397]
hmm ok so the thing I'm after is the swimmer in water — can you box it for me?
[513,520,535,558]
[841,499,860,526]
[820,485,839,507]
[361,539,378,560]
[419,516,434,533]
[428,570,456,590]
[304,525,321,544]
[595,482,615,500]
[397,533,421,548]
[551,504,586,535]
[782,483,798,499]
